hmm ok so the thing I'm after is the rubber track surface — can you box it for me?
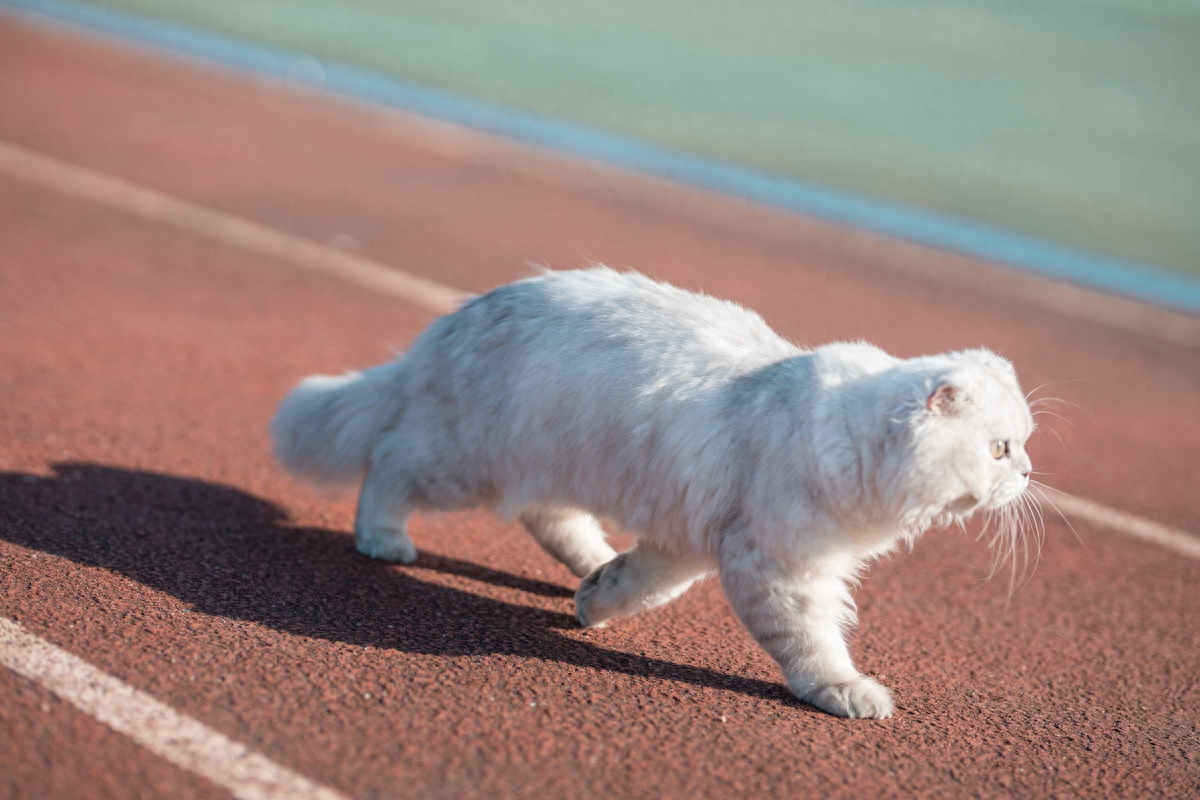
[1,16,1197,799]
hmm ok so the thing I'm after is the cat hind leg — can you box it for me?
[520,507,617,578]
[353,449,418,563]
[574,541,711,628]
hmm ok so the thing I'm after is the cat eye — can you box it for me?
[989,440,1010,459]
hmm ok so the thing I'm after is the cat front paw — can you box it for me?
[800,676,894,719]
[574,565,610,628]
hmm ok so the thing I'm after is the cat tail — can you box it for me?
[270,360,407,487]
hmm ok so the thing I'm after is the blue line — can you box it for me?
[6,0,1200,315]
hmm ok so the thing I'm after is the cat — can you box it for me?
[271,267,1036,719]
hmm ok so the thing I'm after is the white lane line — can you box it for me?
[0,139,469,315]
[2,137,1198,563]
[1039,490,1200,560]
[0,616,349,800]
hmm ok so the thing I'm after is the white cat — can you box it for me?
[272,267,1036,719]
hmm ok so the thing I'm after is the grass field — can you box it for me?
[73,0,1200,279]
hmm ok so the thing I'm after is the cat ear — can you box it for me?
[926,382,960,415]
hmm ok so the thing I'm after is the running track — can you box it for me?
[1,15,1198,799]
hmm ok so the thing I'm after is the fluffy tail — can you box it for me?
[270,360,406,487]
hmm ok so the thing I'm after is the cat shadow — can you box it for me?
[0,463,798,706]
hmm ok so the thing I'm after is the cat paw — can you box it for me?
[574,563,611,628]
[800,676,894,719]
[354,524,417,563]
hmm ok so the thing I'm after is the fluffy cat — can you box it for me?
[271,267,1036,719]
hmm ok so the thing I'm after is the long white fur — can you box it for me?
[271,267,1036,719]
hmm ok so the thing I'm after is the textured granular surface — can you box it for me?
[0,16,1197,799]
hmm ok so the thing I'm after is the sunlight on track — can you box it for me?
[1,137,1196,562]
[0,616,349,800]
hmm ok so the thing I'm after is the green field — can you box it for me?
[82,0,1200,276]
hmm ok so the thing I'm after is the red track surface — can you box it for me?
[1,16,1198,799]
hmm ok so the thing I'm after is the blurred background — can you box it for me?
[62,0,1200,284]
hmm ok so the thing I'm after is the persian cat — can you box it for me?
[272,268,1037,719]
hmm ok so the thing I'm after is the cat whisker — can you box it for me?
[1034,422,1069,452]
[975,509,998,551]
[1015,499,1035,573]
[1028,394,1075,410]
[1025,381,1062,403]
[1018,492,1045,580]
[1030,411,1075,440]
[1005,497,1038,596]
[1030,405,1074,423]
[975,489,1044,598]
[1029,481,1086,549]
[1025,380,1067,401]
[1026,392,1083,446]
[1025,379,1088,407]
[1002,508,1025,599]
[977,509,1009,576]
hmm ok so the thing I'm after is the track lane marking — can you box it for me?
[0,616,349,800]
[1039,491,1200,560]
[2,136,1198,563]
[0,140,468,315]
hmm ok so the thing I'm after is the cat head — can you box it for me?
[898,349,1035,523]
